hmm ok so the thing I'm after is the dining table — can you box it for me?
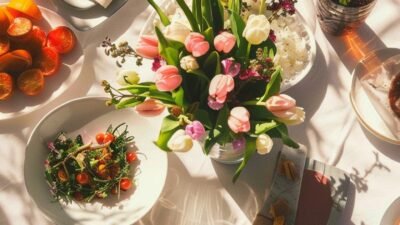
[0,0,399,225]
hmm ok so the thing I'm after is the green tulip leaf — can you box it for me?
[203,51,221,77]
[147,0,170,26]
[232,136,256,183]
[176,0,199,32]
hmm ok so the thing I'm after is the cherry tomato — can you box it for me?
[76,172,90,185]
[103,133,114,143]
[96,132,105,144]
[17,68,44,96]
[57,169,68,182]
[126,151,137,163]
[73,192,84,201]
[33,47,60,76]
[0,36,10,56]
[0,73,13,100]
[120,178,132,191]
[7,17,32,40]
[46,26,76,54]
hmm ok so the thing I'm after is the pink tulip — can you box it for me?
[214,32,236,53]
[209,74,235,104]
[135,35,159,59]
[136,99,166,117]
[185,33,210,57]
[228,107,251,133]
[265,94,296,112]
[265,94,305,125]
[185,121,206,140]
[155,65,182,91]
[221,59,241,77]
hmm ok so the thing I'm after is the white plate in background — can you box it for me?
[0,6,84,121]
[24,96,168,225]
[350,48,400,145]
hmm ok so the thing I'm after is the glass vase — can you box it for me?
[207,142,245,164]
[316,0,377,35]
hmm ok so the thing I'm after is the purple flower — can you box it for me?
[208,96,224,110]
[239,69,261,80]
[221,59,241,77]
[185,121,206,140]
[282,0,296,15]
[232,137,246,151]
[152,56,165,72]
[268,30,277,42]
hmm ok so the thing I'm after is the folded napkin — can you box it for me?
[358,54,400,139]
[93,0,113,8]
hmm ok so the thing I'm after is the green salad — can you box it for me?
[44,123,138,203]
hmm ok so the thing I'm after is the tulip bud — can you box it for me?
[242,15,271,45]
[155,65,182,92]
[135,35,159,59]
[136,99,165,117]
[167,129,193,152]
[214,32,236,54]
[228,107,251,133]
[180,55,199,71]
[116,70,140,86]
[256,134,273,155]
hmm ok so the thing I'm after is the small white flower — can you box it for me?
[180,55,199,71]
[164,20,191,43]
[256,134,273,155]
[242,14,271,45]
[167,129,193,152]
[116,70,140,86]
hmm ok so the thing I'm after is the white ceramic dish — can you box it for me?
[24,96,168,225]
[350,48,400,145]
[139,1,316,92]
[380,197,400,225]
[62,0,96,10]
[0,6,84,121]
[51,0,128,31]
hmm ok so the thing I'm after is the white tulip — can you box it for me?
[242,14,271,45]
[116,70,140,86]
[180,55,199,71]
[278,107,306,126]
[164,20,191,43]
[256,134,273,155]
[167,129,193,152]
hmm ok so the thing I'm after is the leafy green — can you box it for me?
[232,136,256,183]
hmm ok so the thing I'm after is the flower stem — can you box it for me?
[259,0,266,15]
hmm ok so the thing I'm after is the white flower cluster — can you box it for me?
[271,15,310,81]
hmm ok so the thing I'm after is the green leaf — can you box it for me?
[269,124,300,149]
[210,0,224,33]
[160,115,181,132]
[146,90,176,104]
[203,51,221,77]
[255,120,278,135]
[201,0,212,30]
[115,98,144,109]
[193,0,203,30]
[230,11,248,58]
[155,128,178,152]
[204,105,229,154]
[195,109,213,129]
[164,47,180,66]
[172,87,185,107]
[232,136,256,183]
[203,27,214,44]
[259,68,282,102]
[246,105,276,121]
[188,69,210,82]
[147,0,170,26]
[176,0,199,32]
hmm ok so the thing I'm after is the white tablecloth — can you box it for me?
[0,0,399,225]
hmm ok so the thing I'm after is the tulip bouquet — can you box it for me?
[103,0,304,182]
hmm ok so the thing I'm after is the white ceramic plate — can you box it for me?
[0,6,84,121]
[350,48,400,145]
[139,1,316,92]
[380,197,400,225]
[62,0,96,10]
[24,96,168,225]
